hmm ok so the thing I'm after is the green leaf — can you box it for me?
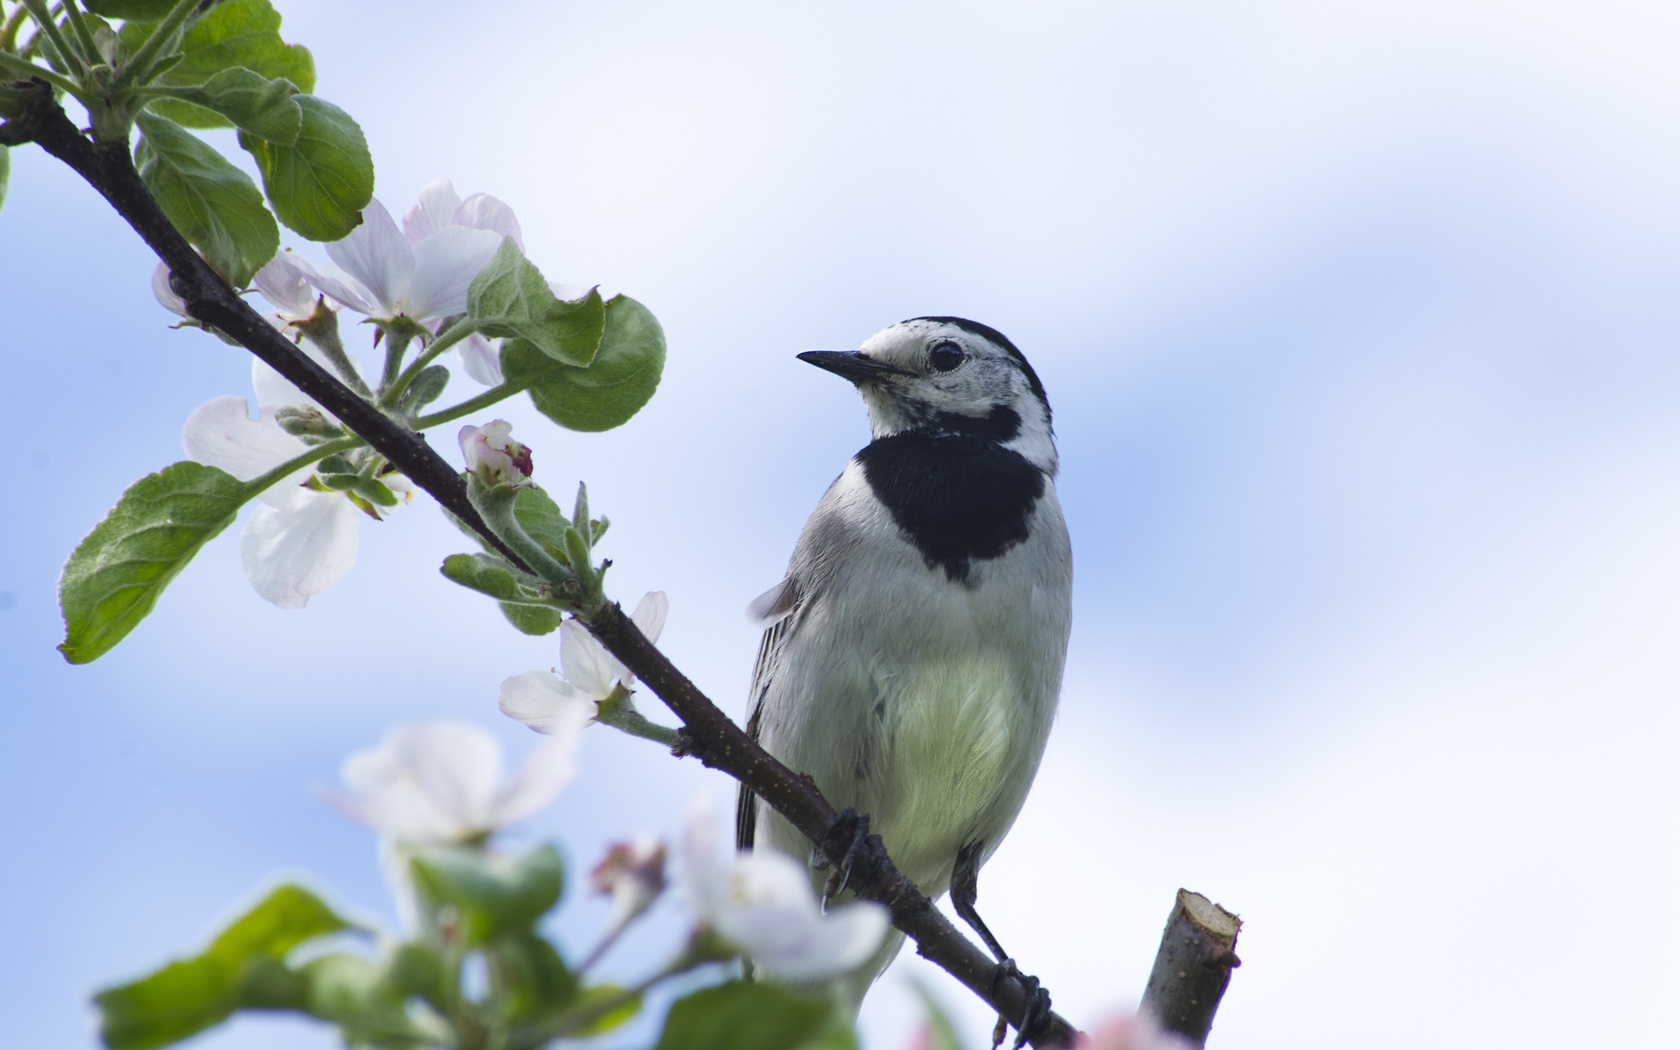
[134,112,279,287]
[504,295,666,433]
[150,67,302,143]
[440,552,540,604]
[209,884,349,959]
[467,239,606,365]
[59,461,254,664]
[486,932,578,1023]
[93,886,347,1050]
[119,0,314,127]
[654,982,832,1050]
[86,0,185,20]
[500,601,563,636]
[299,953,425,1044]
[410,844,563,946]
[239,95,373,241]
[561,984,643,1037]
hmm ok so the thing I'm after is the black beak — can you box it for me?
[797,350,911,383]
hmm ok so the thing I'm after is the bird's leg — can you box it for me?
[810,807,887,911]
[952,842,1053,1050]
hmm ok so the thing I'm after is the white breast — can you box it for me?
[754,463,1073,898]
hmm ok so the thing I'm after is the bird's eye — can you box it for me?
[928,340,965,373]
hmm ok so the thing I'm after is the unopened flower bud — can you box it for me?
[590,835,667,925]
[459,419,533,486]
[276,405,344,441]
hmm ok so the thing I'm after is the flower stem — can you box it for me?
[378,328,415,397]
[18,0,84,76]
[114,0,198,88]
[411,380,529,429]
[0,48,87,102]
[595,685,680,747]
[382,318,474,408]
[56,0,100,68]
[241,434,363,498]
[1,4,31,52]
[466,478,573,586]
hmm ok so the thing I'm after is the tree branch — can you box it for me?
[1140,890,1242,1048]
[6,81,1081,1047]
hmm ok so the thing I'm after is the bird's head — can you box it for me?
[799,317,1056,473]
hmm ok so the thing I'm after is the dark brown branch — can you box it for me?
[7,81,1080,1047]
[0,78,529,570]
[1140,890,1242,1048]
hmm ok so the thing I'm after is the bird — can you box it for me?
[736,316,1073,1035]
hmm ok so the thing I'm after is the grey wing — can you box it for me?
[735,578,800,851]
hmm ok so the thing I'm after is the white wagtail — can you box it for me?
[737,317,1072,1033]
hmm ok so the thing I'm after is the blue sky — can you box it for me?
[3,1,1678,1047]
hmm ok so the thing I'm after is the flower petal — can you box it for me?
[404,177,463,245]
[397,721,505,835]
[493,731,584,827]
[152,262,188,317]
[455,192,524,252]
[239,494,360,609]
[458,334,505,386]
[325,199,412,316]
[305,261,377,315]
[182,396,313,508]
[254,252,322,318]
[405,224,505,319]
[558,618,627,699]
[632,591,669,645]
[498,670,593,735]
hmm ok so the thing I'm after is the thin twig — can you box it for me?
[5,83,1079,1048]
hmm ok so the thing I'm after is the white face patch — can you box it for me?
[850,319,1058,474]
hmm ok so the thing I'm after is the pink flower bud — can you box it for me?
[590,835,668,924]
[458,419,533,485]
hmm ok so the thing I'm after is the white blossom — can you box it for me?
[314,179,514,322]
[499,592,669,734]
[330,720,579,845]
[152,261,188,317]
[181,350,409,609]
[680,795,890,982]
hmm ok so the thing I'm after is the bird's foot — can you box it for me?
[809,807,885,911]
[988,959,1052,1050]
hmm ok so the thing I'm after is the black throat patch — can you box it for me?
[854,426,1046,583]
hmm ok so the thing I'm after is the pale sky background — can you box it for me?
[3,1,1679,1047]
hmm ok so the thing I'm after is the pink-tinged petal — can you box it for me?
[455,193,523,252]
[152,262,188,317]
[306,262,377,315]
[404,177,463,245]
[405,225,505,319]
[182,396,313,508]
[254,252,321,318]
[325,199,412,316]
[493,732,584,826]
[558,619,627,699]
[458,334,505,385]
[498,670,593,735]
[1075,1014,1195,1050]
[631,591,669,645]
[239,494,360,609]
